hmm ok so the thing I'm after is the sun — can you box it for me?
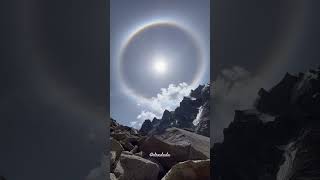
[152,55,168,74]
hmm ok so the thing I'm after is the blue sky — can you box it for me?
[110,0,210,128]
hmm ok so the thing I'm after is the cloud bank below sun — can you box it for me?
[130,82,193,129]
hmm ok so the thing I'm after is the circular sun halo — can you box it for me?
[152,56,168,74]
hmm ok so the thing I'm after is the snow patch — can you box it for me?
[276,141,298,180]
[193,106,203,126]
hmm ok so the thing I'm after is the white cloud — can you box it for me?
[130,111,158,129]
[131,112,154,130]
[132,82,193,129]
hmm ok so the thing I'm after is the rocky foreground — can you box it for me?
[110,84,210,180]
[110,119,210,180]
[212,68,320,180]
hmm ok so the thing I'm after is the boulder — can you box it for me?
[112,130,139,146]
[114,161,124,178]
[111,138,124,162]
[140,128,209,170]
[116,153,160,180]
[161,159,210,180]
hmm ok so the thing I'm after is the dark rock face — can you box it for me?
[256,73,299,115]
[140,84,210,137]
[157,110,174,133]
[139,119,153,135]
[152,117,161,126]
[280,126,320,180]
[212,68,320,180]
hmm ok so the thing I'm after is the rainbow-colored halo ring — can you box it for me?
[117,20,206,103]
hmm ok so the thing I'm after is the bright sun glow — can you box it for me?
[152,55,168,74]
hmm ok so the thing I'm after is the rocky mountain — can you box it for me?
[140,84,210,137]
[212,68,320,180]
[110,115,210,179]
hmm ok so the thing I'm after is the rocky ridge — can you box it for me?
[140,84,210,137]
[110,118,210,180]
[212,68,320,180]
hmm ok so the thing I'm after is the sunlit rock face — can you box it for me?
[212,68,320,180]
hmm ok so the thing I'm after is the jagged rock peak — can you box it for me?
[152,117,160,125]
[162,109,172,120]
[139,84,210,137]
[139,119,153,135]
